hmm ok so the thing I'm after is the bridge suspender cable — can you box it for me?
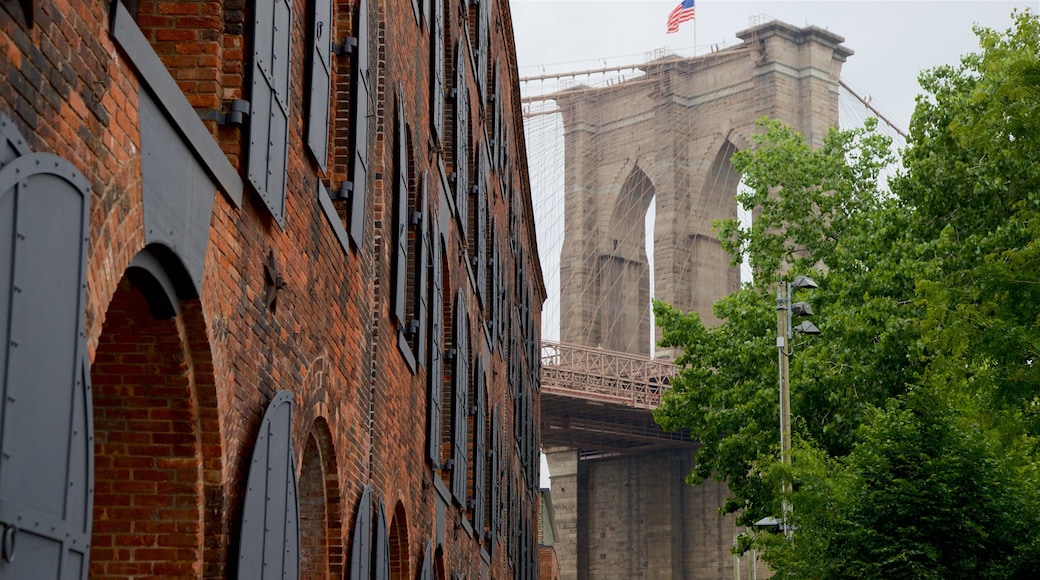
[838,79,908,139]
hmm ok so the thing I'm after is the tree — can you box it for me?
[654,10,1040,576]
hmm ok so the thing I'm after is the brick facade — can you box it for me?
[0,0,544,576]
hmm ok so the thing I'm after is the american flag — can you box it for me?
[666,0,695,34]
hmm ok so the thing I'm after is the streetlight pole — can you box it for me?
[775,275,819,536]
[776,283,792,470]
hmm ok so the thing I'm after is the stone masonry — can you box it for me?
[551,20,851,580]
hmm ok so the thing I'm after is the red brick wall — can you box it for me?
[90,277,206,578]
[1,0,544,578]
[540,546,562,580]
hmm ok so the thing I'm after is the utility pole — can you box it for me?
[775,275,820,536]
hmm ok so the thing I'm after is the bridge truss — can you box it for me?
[540,341,694,457]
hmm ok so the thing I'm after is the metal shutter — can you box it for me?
[373,499,390,580]
[0,153,92,580]
[420,541,434,580]
[415,175,430,368]
[453,41,469,236]
[431,0,445,142]
[392,101,409,329]
[248,0,293,225]
[306,0,332,170]
[349,485,372,579]
[476,0,489,102]
[427,218,444,464]
[451,295,469,504]
[348,0,371,249]
[488,408,500,553]
[473,146,487,306]
[472,353,487,536]
[237,391,300,580]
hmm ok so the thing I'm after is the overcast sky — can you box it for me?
[518,1,1036,486]
[512,0,1034,138]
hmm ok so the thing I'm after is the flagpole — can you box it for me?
[693,16,697,56]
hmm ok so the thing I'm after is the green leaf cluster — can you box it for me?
[653,10,1040,576]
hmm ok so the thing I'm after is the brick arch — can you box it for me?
[298,418,343,578]
[89,263,221,577]
[300,435,329,578]
[388,500,409,580]
[434,546,447,580]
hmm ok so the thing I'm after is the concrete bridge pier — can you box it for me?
[546,447,760,580]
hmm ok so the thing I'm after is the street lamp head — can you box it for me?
[791,275,819,290]
[791,302,814,317]
[793,320,821,335]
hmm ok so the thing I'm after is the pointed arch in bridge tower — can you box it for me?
[558,22,851,357]
[598,162,654,353]
[654,131,746,330]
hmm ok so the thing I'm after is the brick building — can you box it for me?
[0,0,544,576]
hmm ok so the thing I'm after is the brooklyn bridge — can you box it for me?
[526,18,906,579]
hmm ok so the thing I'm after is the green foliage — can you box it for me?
[653,9,1040,576]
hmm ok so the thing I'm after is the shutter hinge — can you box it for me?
[444,458,455,470]
[195,99,250,127]
[406,318,420,335]
[333,36,358,57]
[445,348,456,361]
[410,210,423,226]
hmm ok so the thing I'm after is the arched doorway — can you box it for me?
[388,501,409,579]
[89,250,222,577]
[299,420,343,577]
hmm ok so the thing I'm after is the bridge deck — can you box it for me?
[539,341,695,454]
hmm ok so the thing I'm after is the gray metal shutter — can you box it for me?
[487,218,497,351]
[348,0,371,249]
[475,0,489,102]
[490,408,500,551]
[392,101,409,329]
[420,541,434,580]
[248,0,293,225]
[0,153,92,580]
[493,229,504,348]
[473,147,487,306]
[373,499,390,580]
[430,0,445,142]
[472,353,487,536]
[237,390,300,580]
[349,485,372,579]
[492,64,501,170]
[453,42,468,236]
[427,221,444,464]
[415,175,430,368]
[451,295,469,504]
[306,0,333,170]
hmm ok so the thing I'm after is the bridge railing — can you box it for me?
[540,341,680,410]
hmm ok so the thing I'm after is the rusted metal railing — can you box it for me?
[540,341,679,410]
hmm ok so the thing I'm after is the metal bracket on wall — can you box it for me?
[194,99,251,127]
[333,36,358,57]
[263,249,287,313]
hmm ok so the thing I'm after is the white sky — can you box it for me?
[516,1,1036,486]
[512,1,1036,132]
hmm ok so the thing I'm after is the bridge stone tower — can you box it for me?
[549,20,851,579]
[559,20,851,355]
